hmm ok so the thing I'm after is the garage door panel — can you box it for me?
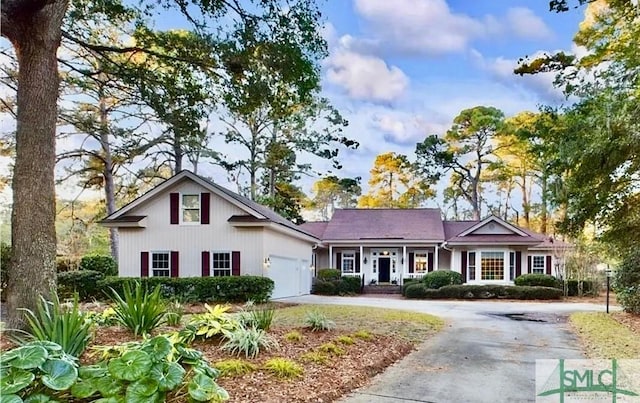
[268,256,302,299]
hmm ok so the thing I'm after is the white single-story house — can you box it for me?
[100,170,318,299]
[300,209,570,285]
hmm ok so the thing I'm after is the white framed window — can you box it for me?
[532,255,545,274]
[151,251,170,277]
[414,252,428,273]
[182,194,200,224]
[481,251,504,281]
[509,252,516,281]
[468,252,476,281]
[341,251,355,274]
[212,252,232,277]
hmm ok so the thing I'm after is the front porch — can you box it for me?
[314,244,452,286]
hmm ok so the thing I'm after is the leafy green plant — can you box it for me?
[247,304,276,331]
[304,310,335,331]
[180,304,239,343]
[109,282,166,337]
[263,358,303,379]
[214,359,257,377]
[300,351,329,364]
[57,270,105,301]
[318,342,345,356]
[166,301,184,327]
[514,273,560,288]
[71,335,228,402]
[86,307,119,327]
[352,330,373,341]
[19,293,93,357]
[221,326,278,358]
[0,340,79,401]
[284,330,303,342]
[316,268,341,281]
[421,271,463,289]
[336,335,354,345]
[79,254,118,276]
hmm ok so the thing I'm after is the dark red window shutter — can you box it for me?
[201,251,210,277]
[546,255,552,275]
[201,192,210,224]
[427,253,434,272]
[170,251,179,277]
[408,253,414,273]
[170,193,179,224]
[528,255,532,273]
[232,251,241,276]
[336,253,342,270]
[461,251,467,283]
[515,251,522,278]
[141,251,149,277]
[355,253,360,273]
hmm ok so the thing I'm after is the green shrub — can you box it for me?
[401,278,417,296]
[405,284,563,300]
[79,254,118,276]
[421,271,463,289]
[304,311,335,331]
[617,285,640,314]
[264,358,303,379]
[214,359,257,377]
[317,268,341,281]
[300,351,329,364]
[56,256,80,272]
[565,280,597,296]
[615,249,640,292]
[312,280,337,295]
[404,283,442,299]
[221,327,278,358]
[57,270,105,301]
[109,281,166,336]
[336,276,361,294]
[180,304,239,343]
[285,330,303,342]
[514,273,560,288]
[20,294,93,357]
[97,276,274,303]
[318,342,344,356]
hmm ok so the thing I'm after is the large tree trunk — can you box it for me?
[2,0,69,328]
[99,93,118,261]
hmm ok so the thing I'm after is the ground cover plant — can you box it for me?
[570,312,640,358]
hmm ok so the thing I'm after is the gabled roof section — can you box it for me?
[321,209,445,241]
[103,170,318,240]
[298,221,329,239]
[457,215,529,237]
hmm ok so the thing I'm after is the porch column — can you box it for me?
[329,245,333,269]
[359,245,364,278]
[402,245,407,280]
[434,244,439,271]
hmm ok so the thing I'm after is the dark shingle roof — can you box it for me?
[298,221,329,238]
[321,209,445,240]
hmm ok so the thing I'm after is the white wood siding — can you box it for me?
[118,180,264,277]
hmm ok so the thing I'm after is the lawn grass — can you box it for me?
[570,312,640,358]
[273,305,444,344]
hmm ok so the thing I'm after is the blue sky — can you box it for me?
[276,0,585,197]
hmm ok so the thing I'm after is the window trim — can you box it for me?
[413,250,429,274]
[468,251,476,281]
[341,250,356,274]
[479,250,506,281]
[150,251,171,278]
[531,254,546,274]
[180,193,201,225]
[211,250,232,277]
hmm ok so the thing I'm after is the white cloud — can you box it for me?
[505,7,554,40]
[373,113,448,145]
[325,49,409,102]
[470,49,565,104]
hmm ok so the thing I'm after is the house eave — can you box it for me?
[322,239,444,245]
[99,216,147,228]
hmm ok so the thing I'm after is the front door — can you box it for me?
[378,257,391,283]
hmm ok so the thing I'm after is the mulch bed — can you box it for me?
[81,325,413,403]
[613,312,640,335]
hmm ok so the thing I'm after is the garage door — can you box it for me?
[268,256,310,299]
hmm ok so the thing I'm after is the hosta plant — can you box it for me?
[221,326,278,358]
[0,340,79,401]
[109,281,166,337]
[180,304,239,343]
[19,293,93,357]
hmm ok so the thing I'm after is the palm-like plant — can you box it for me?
[109,282,166,337]
[20,293,93,357]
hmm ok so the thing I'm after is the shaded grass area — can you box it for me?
[570,312,640,358]
[273,305,444,344]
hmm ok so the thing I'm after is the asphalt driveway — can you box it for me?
[279,295,614,403]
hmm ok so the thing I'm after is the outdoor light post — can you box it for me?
[605,267,612,314]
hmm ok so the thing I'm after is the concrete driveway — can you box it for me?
[279,295,614,403]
